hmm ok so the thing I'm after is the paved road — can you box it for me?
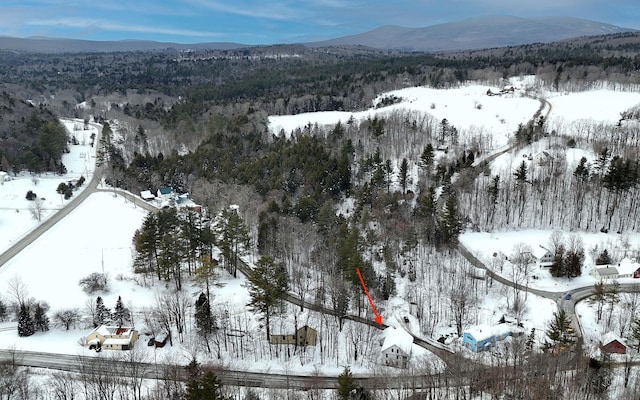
[0,121,157,270]
[0,349,445,390]
[234,256,455,363]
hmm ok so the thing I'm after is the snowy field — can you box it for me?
[2,81,640,377]
[269,79,541,148]
[0,119,98,254]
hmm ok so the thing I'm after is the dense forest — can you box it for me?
[2,31,640,399]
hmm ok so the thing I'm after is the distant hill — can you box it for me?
[306,16,637,52]
[0,36,248,53]
[0,16,636,53]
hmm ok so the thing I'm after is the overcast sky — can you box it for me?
[1,0,638,44]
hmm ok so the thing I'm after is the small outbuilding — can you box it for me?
[601,332,627,354]
[140,190,155,200]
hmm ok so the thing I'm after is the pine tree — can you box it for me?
[514,160,528,184]
[95,296,111,327]
[246,256,288,340]
[185,370,228,400]
[17,304,35,337]
[33,302,49,332]
[399,158,409,194]
[545,309,575,352]
[595,249,612,265]
[195,292,215,353]
[420,143,434,170]
[337,366,356,400]
[631,318,640,352]
[550,244,565,278]
[525,328,536,355]
[0,298,6,321]
[217,208,249,278]
[440,193,462,246]
[112,296,130,326]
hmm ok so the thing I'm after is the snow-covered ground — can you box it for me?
[2,80,640,379]
[269,79,540,148]
[0,119,98,254]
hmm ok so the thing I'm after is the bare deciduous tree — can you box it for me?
[29,198,45,222]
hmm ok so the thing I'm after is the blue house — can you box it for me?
[462,325,513,352]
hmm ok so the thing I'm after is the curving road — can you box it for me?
[0,122,157,270]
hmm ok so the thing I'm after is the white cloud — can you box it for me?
[27,18,225,38]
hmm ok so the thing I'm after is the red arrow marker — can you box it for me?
[356,268,383,325]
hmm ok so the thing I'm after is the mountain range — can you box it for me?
[0,16,636,53]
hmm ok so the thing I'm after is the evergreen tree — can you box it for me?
[246,256,288,340]
[17,304,35,337]
[399,158,409,194]
[337,366,356,400]
[217,207,249,278]
[631,318,640,352]
[95,296,111,327]
[545,309,576,351]
[32,302,49,332]
[514,160,528,184]
[420,143,434,170]
[573,156,590,180]
[112,296,130,326]
[440,194,463,246]
[195,292,215,352]
[595,249,612,265]
[525,328,536,356]
[550,244,566,278]
[0,298,6,321]
[185,370,228,400]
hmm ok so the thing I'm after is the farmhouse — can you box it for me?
[462,324,513,352]
[85,325,139,351]
[510,245,554,268]
[601,332,627,354]
[531,245,554,268]
[269,325,316,346]
[380,326,413,368]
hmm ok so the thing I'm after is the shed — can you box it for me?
[601,332,627,354]
[140,190,155,200]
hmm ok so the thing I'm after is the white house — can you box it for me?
[512,245,554,268]
[531,245,554,268]
[380,326,413,368]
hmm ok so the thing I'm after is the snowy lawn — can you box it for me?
[0,118,98,254]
